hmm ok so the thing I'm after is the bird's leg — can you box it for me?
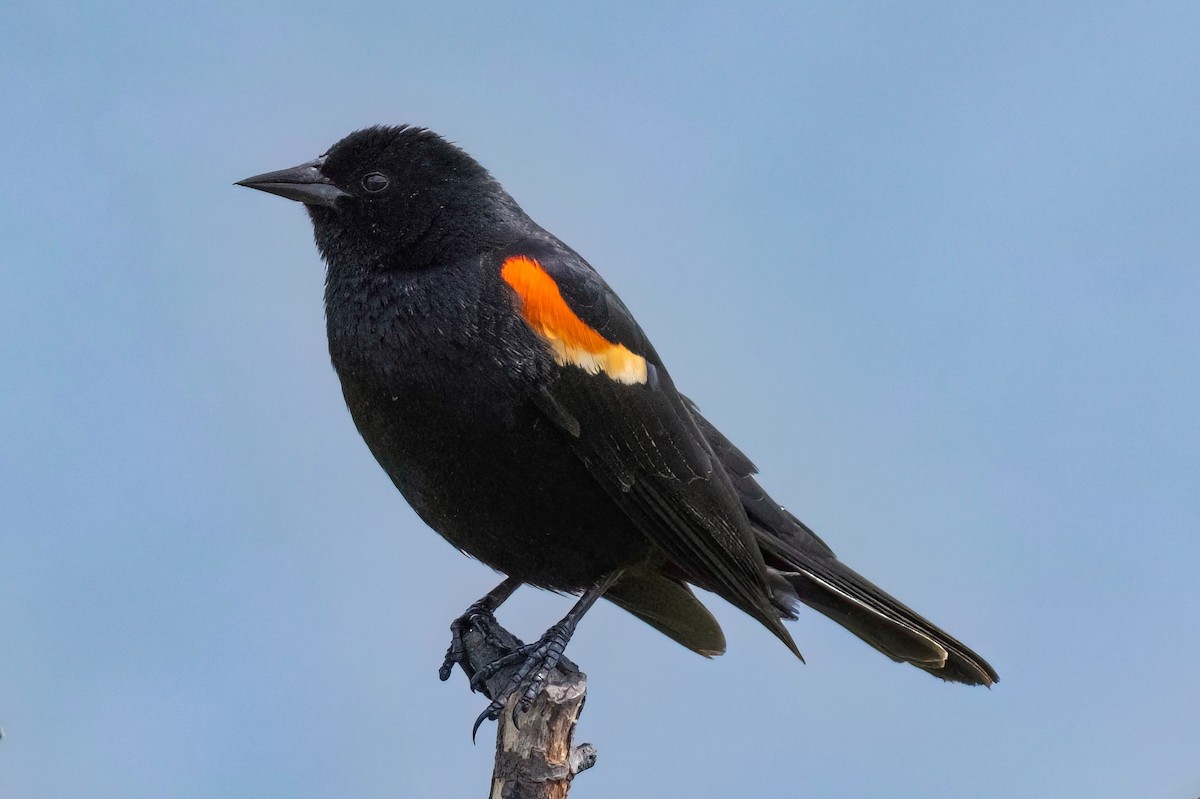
[438,576,523,682]
[471,571,621,739]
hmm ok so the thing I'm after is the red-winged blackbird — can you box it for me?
[238,125,997,726]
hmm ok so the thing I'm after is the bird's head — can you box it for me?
[238,125,523,270]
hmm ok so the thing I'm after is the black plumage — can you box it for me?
[238,125,997,720]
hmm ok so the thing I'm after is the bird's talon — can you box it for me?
[472,704,501,743]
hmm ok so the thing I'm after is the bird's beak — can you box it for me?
[235,156,350,207]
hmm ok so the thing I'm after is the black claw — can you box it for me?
[472,702,502,743]
[511,698,524,728]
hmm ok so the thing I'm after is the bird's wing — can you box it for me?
[680,394,836,559]
[496,243,796,652]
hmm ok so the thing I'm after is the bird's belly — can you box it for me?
[342,378,653,589]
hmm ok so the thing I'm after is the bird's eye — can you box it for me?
[361,172,390,193]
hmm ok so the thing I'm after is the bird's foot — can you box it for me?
[470,620,575,740]
[438,602,510,683]
[438,577,523,683]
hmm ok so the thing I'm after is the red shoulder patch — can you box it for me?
[501,255,647,385]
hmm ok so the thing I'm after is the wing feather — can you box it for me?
[506,242,796,652]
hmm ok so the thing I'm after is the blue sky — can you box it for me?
[3,2,1198,796]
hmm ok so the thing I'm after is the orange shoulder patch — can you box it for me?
[501,255,648,385]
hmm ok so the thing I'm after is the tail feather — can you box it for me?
[682,395,997,685]
[759,529,998,685]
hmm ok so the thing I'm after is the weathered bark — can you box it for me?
[457,614,596,798]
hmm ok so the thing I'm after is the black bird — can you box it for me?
[238,125,997,727]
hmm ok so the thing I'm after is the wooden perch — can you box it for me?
[455,614,597,798]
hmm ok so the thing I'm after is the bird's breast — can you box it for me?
[320,261,651,586]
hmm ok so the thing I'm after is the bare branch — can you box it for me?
[456,614,596,798]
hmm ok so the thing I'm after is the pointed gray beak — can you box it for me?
[236,156,350,207]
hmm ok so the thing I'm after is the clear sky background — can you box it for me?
[3,2,1198,797]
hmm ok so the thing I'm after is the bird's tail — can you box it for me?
[758,526,998,686]
[681,395,996,683]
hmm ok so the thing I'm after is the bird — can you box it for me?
[237,124,998,729]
